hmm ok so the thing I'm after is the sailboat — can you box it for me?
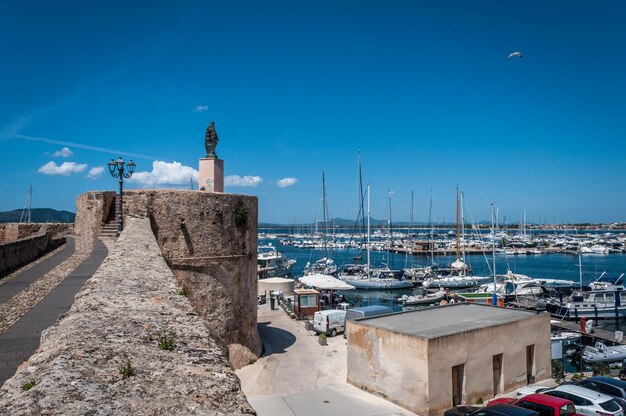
[423,187,492,290]
[303,171,337,275]
[336,184,413,290]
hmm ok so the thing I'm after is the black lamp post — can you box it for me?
[107,157,136,235]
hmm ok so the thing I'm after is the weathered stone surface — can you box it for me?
[0,227,51,277]
[74,191,116,253]
[74,190,261,367]
[0,218,255,415]
[0,223,73,243]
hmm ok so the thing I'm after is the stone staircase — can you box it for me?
[99,199,120,238]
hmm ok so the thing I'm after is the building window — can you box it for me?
[300,294,317,307]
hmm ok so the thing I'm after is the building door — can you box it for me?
[452,363,465,406]
[493,354,503,396]
[526,345,535,384]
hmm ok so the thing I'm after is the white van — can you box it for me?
[313,310,347,337]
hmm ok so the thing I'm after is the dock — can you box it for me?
[550,318,626,346]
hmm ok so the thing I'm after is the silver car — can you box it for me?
[542,384,623,416]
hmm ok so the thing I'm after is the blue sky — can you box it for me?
[1,1,625,224]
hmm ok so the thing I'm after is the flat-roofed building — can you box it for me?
[346,303,551,416]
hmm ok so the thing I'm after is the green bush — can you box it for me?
[22,380,37,391]
[118,359,136,379]
[235,200,248,226]
[157,329,176,351]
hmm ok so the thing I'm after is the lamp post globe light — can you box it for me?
[107,157,136,235]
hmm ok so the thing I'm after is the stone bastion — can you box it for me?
[0,217,255,414]
[75,190,261,368]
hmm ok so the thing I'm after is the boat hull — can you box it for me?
[341,278,413,290]
[546,302,626,320]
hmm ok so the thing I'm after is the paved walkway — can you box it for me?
[236,303,416,416]
[0,237,108,385]
[0,238,75,304]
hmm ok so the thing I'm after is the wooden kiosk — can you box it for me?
[293,288,320,319]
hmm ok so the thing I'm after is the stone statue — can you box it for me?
[204,121,219,158]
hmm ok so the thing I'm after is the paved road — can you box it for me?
[236,304,415,416]
[0,237,108,385]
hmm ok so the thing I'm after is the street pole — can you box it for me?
[108,157,136,235]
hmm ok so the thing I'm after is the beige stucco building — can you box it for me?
[346,303,551,416]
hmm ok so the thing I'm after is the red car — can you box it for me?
[489,393,582,416]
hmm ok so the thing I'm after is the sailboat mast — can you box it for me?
[578,251,583,290]
[428,188,434,265]
[455,186,461,260]
[460,190,466,262]
[367,184,371,277]
[358,151,366,242]
[387,189,394,269]
[322,171,328,258]
[491,203,497,305]
[406,190,414,268]
[28,184,32,223]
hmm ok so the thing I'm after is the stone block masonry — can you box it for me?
[0,223,73,244]
[75,190,261,369]
[0,217,255,415]
[0,227,51,277]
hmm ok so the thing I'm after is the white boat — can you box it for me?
[546,286,626,320]
[336,183,413,291]
[397,289,446,306]
[257,244,296,278]
[423,274,493,290]
[583,342,626,363]
[304,257,337,275]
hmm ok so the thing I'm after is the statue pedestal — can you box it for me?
[198,158,224,192]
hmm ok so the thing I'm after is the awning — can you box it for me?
[298,273,355,290]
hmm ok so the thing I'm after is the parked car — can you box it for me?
[313,310,346,337]
[444,404,539,416]
[575,376,626,411]
[542,384,623,416]
[489,393,581,416]
[516,386,552,398]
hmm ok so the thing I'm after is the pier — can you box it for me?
[550,318,626,346]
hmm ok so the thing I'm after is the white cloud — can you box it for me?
[130,160,199,187]
[276,177,298,188]
[193,105,208,114]
[225,175,263,187]
[38,161,87,176]
[86,166,105,179]
[52,146,73,157]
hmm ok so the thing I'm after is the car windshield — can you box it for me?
[599,399,620,412]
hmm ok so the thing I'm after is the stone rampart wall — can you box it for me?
[0,217,255,414]
[74,191,116,252]
[75,190,261,368]
[0,227,51,276]
[0,223,72,244]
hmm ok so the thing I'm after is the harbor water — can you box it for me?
[259,236,626,332]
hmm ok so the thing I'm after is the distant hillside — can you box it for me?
[0,208,75,223]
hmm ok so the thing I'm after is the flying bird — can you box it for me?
[507,51,523,60]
